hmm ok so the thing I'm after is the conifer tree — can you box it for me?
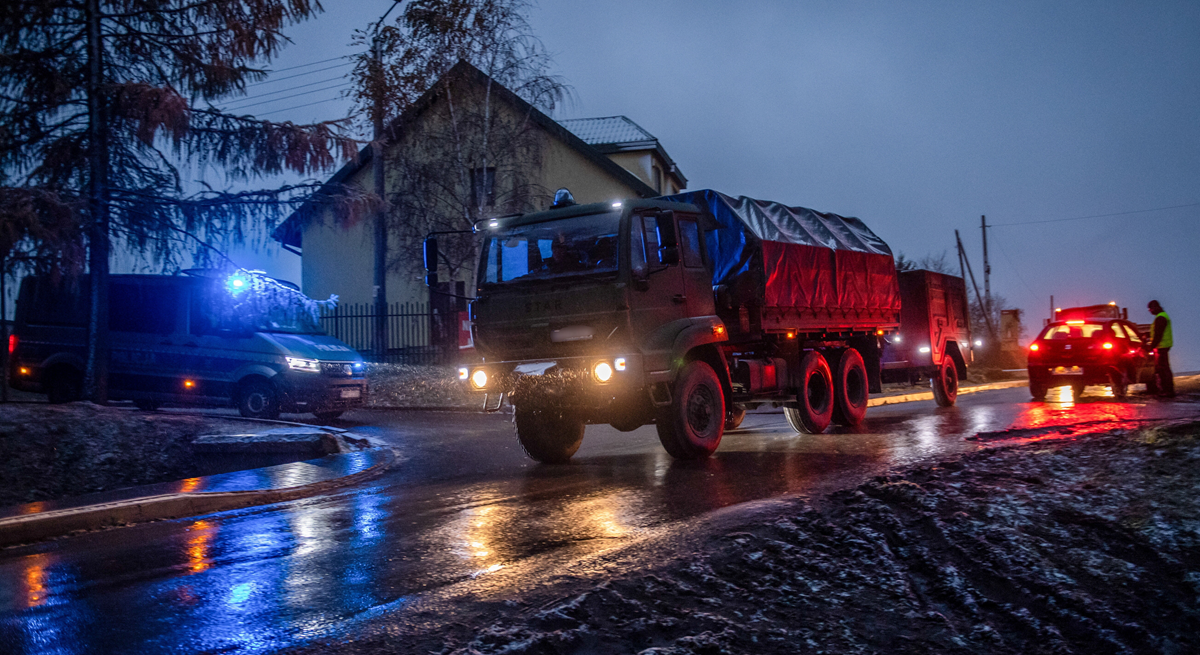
[0,0,360,402]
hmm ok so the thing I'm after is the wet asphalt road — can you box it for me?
[2,386,1198,654]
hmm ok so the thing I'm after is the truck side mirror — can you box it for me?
[423,237,439,287]
[655,211,679,265]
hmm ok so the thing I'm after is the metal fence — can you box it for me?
[320,301,446,365]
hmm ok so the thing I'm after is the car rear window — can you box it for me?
[1042,323,1105,339]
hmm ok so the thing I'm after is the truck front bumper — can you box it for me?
[462,354,648,416]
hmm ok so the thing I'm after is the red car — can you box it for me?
[1026,317,1154,400]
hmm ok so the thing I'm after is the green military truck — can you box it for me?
[426,189,966,463]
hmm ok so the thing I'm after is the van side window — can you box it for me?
[679,218,703,268]
[24,279,87,327]
[110,282,178,334]
[190,284,244,335]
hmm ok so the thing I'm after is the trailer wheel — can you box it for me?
[656,360,724,459]
[831,348,869,426]
[784,351,833,434]
[931,358,959,407]
[514,407,584,463]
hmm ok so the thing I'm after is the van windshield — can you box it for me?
[192,281,326,336]
[481,211,620,286]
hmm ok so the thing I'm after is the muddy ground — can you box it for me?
[300,415,1200,655]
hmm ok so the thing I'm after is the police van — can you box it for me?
[8,272,367,419]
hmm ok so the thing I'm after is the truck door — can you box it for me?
[676,214,716,318]
[927,274,947,364]
[629,212,688,340]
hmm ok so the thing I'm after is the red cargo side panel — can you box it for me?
[762,241,835,310]
[867,251,901,312]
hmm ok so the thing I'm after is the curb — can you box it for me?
[0,447,395,549]
[868,380,1029,407]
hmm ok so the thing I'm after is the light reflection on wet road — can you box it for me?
[1,387,1196,654]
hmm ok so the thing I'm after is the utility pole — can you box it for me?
[980,214,991,320]
[956,229,998,343]
[85,0,110,403]
[370,1,402,361]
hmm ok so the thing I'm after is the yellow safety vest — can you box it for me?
[1152,311,1173,349]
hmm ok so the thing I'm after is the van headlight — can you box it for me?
[287,357,321,373]
[471,369,488,389]
[593,361,613,383]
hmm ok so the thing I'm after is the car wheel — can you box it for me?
[1029,379,1047,401]
[931,358,959,407]
[656,360,724,459]
[831,348,869,425]
[238,378,281,420]
[312,410,344,421]
[784,351,833,434]
[1071,382,1086,401]
[514,406,584,463]
[1108,369,1127,400]
[46,367,83,404]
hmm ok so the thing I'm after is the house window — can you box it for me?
[472,167,496,207]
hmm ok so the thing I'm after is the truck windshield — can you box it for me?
[482,211,620,285]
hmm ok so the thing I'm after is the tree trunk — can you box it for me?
[84,0,109,404]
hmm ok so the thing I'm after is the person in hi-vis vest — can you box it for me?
[1146,300,1174,398]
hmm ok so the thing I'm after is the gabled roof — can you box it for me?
[560,115,687,188]
[560,116,657,147]
[272,61,658,249]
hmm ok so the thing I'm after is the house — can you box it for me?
[271,60,687,358]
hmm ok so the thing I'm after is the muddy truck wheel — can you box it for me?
[784,351,833,434]
[514,407,584,463]
[656,360,724,459]
[831,348,869,426]
[931,357,959,407]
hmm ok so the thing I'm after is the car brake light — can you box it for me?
[7,334,15,354]
[1029,343,1039,351]
[1102,342,1113,350]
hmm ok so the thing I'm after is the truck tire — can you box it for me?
[725,404,746,430]
[784,351,833,434]
[46,367,83,404]
[931,358,958,407]
[514,407,584,463]
[831,348,869,426]
[656,360,724,459]
[238,378,281,420]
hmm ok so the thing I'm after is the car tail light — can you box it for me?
[7,334,15,354]
[1102,342,1113,350]
[1029,343,1039,352]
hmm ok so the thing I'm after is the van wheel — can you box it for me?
[514,407,584,463]
[313,410,344,421]
[931,358,959,407]
[46,368,83,404]
[831,348,869,426]
[239,379,281,420]
[656,361,724,459]
[784,351,833,434]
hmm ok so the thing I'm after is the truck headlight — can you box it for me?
[593,361,613,383]
[471,369,488,389]
[287,357,321,373]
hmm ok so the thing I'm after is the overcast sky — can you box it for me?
[233,0,1199,371]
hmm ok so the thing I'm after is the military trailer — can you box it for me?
[428,189,967,463]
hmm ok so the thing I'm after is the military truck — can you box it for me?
[426,189,968,462]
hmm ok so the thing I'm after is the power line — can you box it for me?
[263,54,359,74]
[223,82,352,112]
[990,201,1200,227]
[257,96,349,118]
[225,74,354,109]
[247,61,356,88]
